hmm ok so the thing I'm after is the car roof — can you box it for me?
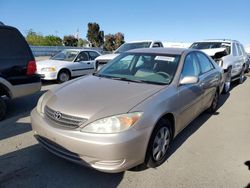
[127,47,193,55]
[63,49,99,52]
[126,40,162,44]
[193,39,239,44]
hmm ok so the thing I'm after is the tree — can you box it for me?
[63,35,78,47]
[114,32,125,49]
[103,32,125,52]
[26,29,45,46]
[44,35,62,46]
[26,29,63,46]
[103,34,115,51]
[86,23,104,47]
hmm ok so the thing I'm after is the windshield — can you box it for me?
[51,50,79,61]
[190,42,231,54]
[115,42,152,53]
[96,53,180,85]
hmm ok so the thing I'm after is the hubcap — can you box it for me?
[152,127,170,161]
[60,73,69,82]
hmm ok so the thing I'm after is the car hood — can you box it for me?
[201,48,226,57]
[36,59,68,70]
[95,53,119,61]
[46,75,164,122]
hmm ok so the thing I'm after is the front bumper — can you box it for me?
[31,109,149,173]
[37,71,57,80]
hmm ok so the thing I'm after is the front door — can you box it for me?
[177,52,203,131]
[72,51,95,76]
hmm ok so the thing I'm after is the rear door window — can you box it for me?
[196,52,214,74]
[0,28,31,60]
[236,43,243,56]
[88,51,100,60]
[181,53,200,77]
[232,43,238,56]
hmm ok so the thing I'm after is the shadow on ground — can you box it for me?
[0,144,124,188]
[0,90,46,140]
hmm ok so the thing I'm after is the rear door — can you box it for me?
[231,42,242,77]
[177,52,203,129]
[0,27,35,83]
[195,52,219,110]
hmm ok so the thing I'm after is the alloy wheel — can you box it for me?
[152,127,171,161]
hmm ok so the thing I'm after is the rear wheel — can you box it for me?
[145,119,172,168]
[207,91,219,113]
[0,97,7,121]
[57,70,70,83]
[223,67,232,94]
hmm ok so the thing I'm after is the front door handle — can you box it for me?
[87,62,90,65]
[199,82,205,87]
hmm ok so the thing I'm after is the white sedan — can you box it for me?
[36,49,101,83]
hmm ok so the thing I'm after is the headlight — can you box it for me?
[81,112,143,134]
[36,93,46,114]
[41,67,56,72]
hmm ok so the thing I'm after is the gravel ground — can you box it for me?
[0,75,250,188]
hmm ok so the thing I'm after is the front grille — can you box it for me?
[44,106,87,128]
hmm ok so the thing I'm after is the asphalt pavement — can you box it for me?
[0,75,250,188]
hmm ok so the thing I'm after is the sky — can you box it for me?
[0,0,250,45]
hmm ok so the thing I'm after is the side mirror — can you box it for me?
[180,76,199,85]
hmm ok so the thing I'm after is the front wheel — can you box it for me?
[145,119,172,168]
[57,70,70,83]
[238,65,245,84]
[222,68,232,94]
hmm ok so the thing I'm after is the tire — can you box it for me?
[57,70,70,83]
[145,119,172,168]
[207,91,219,114]
[0,97,7,121]
[222,67,232,94]
[238,65,245,84]
[245,65,249,73]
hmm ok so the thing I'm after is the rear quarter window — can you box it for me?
[0,28,32,59]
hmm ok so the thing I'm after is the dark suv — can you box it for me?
[0,24,41,120]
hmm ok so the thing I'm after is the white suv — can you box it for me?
[95,40,163,70]
[190,39,248,93]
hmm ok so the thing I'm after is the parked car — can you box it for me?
[246,54,250,73]
[190,39,248,93]
[31,48,223,173]
[95,40,163,70]
[0,24,41,120]
[36,49,101,83]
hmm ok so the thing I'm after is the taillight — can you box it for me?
[27,60,37,75]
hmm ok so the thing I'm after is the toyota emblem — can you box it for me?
[53,111,62,120]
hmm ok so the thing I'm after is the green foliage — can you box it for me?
[63,35,78,47]
[26,29,62,46]
[26,30,45,46]
[103,32,125,51]
[44,35,62,46]
[86,23,104,47]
